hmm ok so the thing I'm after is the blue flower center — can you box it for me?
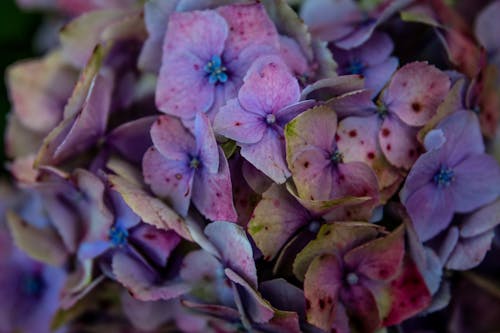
[433,166,454,187]
[190,157,201,169]
[109,226,129,247]
[472,106,481,114]
[346,58,365,75]
[330,149,343,164]
[21,273,45,297]
[265,113,276,125]
[204,55,228,85]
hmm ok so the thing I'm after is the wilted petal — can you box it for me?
[248,184,310,260]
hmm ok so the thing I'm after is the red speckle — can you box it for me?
[349,130,357,137]
[306,299,311,310]
[367,152,375,159]
[382,128,390,137]
[235,122,241,126]
[303,161,310,168]
[193,64,200,70]
[411,102,422,113]
[144,233,156,240]
[318,299,325,310]
[402,81,408,87]
[324,230,331,236]
[386,144,392,151]
[339,174,345,181]
[408,149,415,157]
[216,192,221,198]
[273,199,280,208]
[165,177,170,183]
[335,134,341,141]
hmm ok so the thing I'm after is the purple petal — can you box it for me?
[238,55,300,115]
[192,149,237,222]
[451,154,500,213]
[383,62,450,127]
[474,1,500,52]
[339,284,380,333]
[150,115,196,162]
[131,225,181,267]
[205,221,257,288]
[404,184,455,242]
[241,159,273,194]
[260,278,306,319]
[241,129,291,184]
[106,116,157,163]
[363,57,398,97]
[279,35,309,76]
[156,52,215,119]
[438,226,460,265]
[248,184,310,260]
[180,250,223,284]
[142,147,194,216]
[112,252,190,302]
[303,254,342,331]
[214,99,267,144]
[217,3,279,63]
[195,113,219,174]
[379,115,421,169]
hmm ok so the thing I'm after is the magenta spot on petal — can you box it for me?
[367,152,375,159]
[386,144,392,151]
[382,128,390,137]
[411,102,422,113]
[349,130,357,137]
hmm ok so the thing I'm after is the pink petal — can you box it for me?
[446,231,496,270]
[279,35,309,76]
[248,184,310,260]
[383,62,450,126]
[213,99,267,144]
[383,258,431,326]
[130,225,181,267]
[217,3,279,63]
[192,149,237,222]
[303,254,342,332]
[344,226,405,281]
[239,55,300,115]
[475,1,500,52]
[241,129,291,184]
[150,115,196,162]
[142,147,194,217]
[379,115,421,169]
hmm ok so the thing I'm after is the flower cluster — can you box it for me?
[2,0,500,332]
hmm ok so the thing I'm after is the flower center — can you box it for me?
[190,157,201,169]
[433,166,454,188]
[346,58,365,75]
[330,149,343,164]
[376,103,388,119]
[346,272,359,285]
[21,273,45,297]
[265,113,276,125]
[308,220,321,233]
[204,55,228,84]
[109,226,129,247]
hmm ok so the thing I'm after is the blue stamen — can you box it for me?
[109,226,129,247]
[265,113,276,125]
[330,149,343,164]
[433,166,454,188]
[204,55,228,84]
[21,274,45,297]
[346,58,365,75]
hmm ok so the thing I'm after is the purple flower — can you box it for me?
[331,32,399,97]
[400,111,500,241]
[143,113,237,221]
[214,55,314,184]
[156,3,281,123]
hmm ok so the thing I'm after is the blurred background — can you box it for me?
[0,0,42,175]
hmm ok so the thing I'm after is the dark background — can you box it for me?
[0,0,42,173]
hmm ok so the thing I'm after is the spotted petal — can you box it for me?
[383,62,450,127]
[379,115,421,169]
